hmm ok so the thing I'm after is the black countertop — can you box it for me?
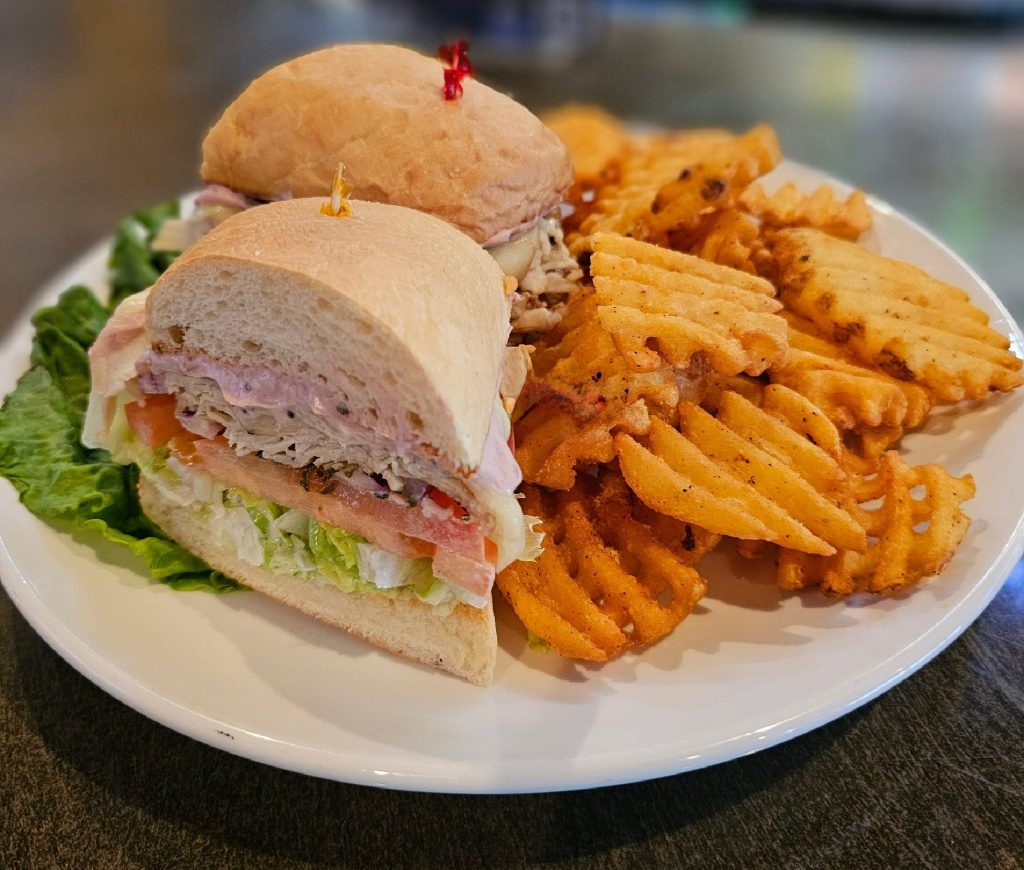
[2,3,1023,866]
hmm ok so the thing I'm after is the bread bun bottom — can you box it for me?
[138,478,496,685]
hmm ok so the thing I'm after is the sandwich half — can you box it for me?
[85,198,540,685]
[155,43,581,336]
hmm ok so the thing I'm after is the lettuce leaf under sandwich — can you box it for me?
[0,201,238,590]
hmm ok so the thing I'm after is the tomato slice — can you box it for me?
[429,488,498,566]
[175,438,497,595]
[126,394,500,594]
[169,431,221,465]
[426,485,469,520]
[125,394,186,448]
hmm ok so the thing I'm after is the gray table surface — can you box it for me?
[2,3,1023,867]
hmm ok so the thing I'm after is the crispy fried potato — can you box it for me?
[771,311,933,434]
[600,303,762,374]
[701,372,768,413]
[740,182,872,240]
[595,472,721,566]
[777,452,975,595]
[499,559,612,660]
[836,426,905,478]
[571,125,781,250]
[776,228,980,314]
[714,389,846,500]
[616,429,777,541]
[688,208,769,275]
[631,125,782,246]
[570,130,735,245]
[677,402,863,551]
[590,233,778,300]
[589,233,788,376]
[515,399,651,490]
[501,117,1000,653]
[520,293,694,415]
[496,478,709,660]
[759,382,844,462]
[771,228,1023,400]
[541,104,631,181]
[617,390,865,554]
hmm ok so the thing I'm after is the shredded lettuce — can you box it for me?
[308,522,362,584]
[526,630,550,652]
[0,204,237,592]
[140,447,468,610]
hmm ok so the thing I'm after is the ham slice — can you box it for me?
[82,290,151,449]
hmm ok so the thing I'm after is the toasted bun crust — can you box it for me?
[139,478,496,685]
[146,198,508,474]
[200,43,573,244]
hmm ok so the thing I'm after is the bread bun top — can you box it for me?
[145,198,510,474]
[200,43,573,245]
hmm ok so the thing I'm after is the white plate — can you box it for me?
[2,162,1023,794]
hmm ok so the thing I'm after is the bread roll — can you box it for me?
[146,198,509,475]
[201,43,573,245]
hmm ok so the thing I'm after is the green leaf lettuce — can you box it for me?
[0,203,238,592]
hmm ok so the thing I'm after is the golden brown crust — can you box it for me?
[200,44,573,244]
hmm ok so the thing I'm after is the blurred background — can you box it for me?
[2,0,1022,325]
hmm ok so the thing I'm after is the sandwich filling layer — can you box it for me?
[86,290,541,603]
[137,349,520,494]
[103,393,512,605]
[138,438,486,613]
[499,215,582,337]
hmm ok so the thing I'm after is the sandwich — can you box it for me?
[154,43,581,336]
[85,197,541,685]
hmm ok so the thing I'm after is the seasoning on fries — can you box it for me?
[494,107,1020,663]
[739,182,872,240]
[771,228,1024,401]
[496,477,711,660]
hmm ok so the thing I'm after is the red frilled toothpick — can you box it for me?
[438,40,473,101]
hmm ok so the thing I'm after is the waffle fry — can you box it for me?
[772,312,933,434]
[677,399,861,549]
[700,371,768,413]
[522,293,695,415]
[570,130,732,244]
[689,208,769,274]
[500,115,1018,661]
[740,182,872,240]
[715,388,846,500]
[616,428,778,542]
[571,125,781,249]
[771,228,1024,401]
[759,382,843,462]
[617,392,864,554]
[777,452,975,596]
[541,104,630,182]
[589,232,778,301]
[588,233,788,377]
[632,126,782,246]
[496,479,710,660]
[515,399,651,490]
